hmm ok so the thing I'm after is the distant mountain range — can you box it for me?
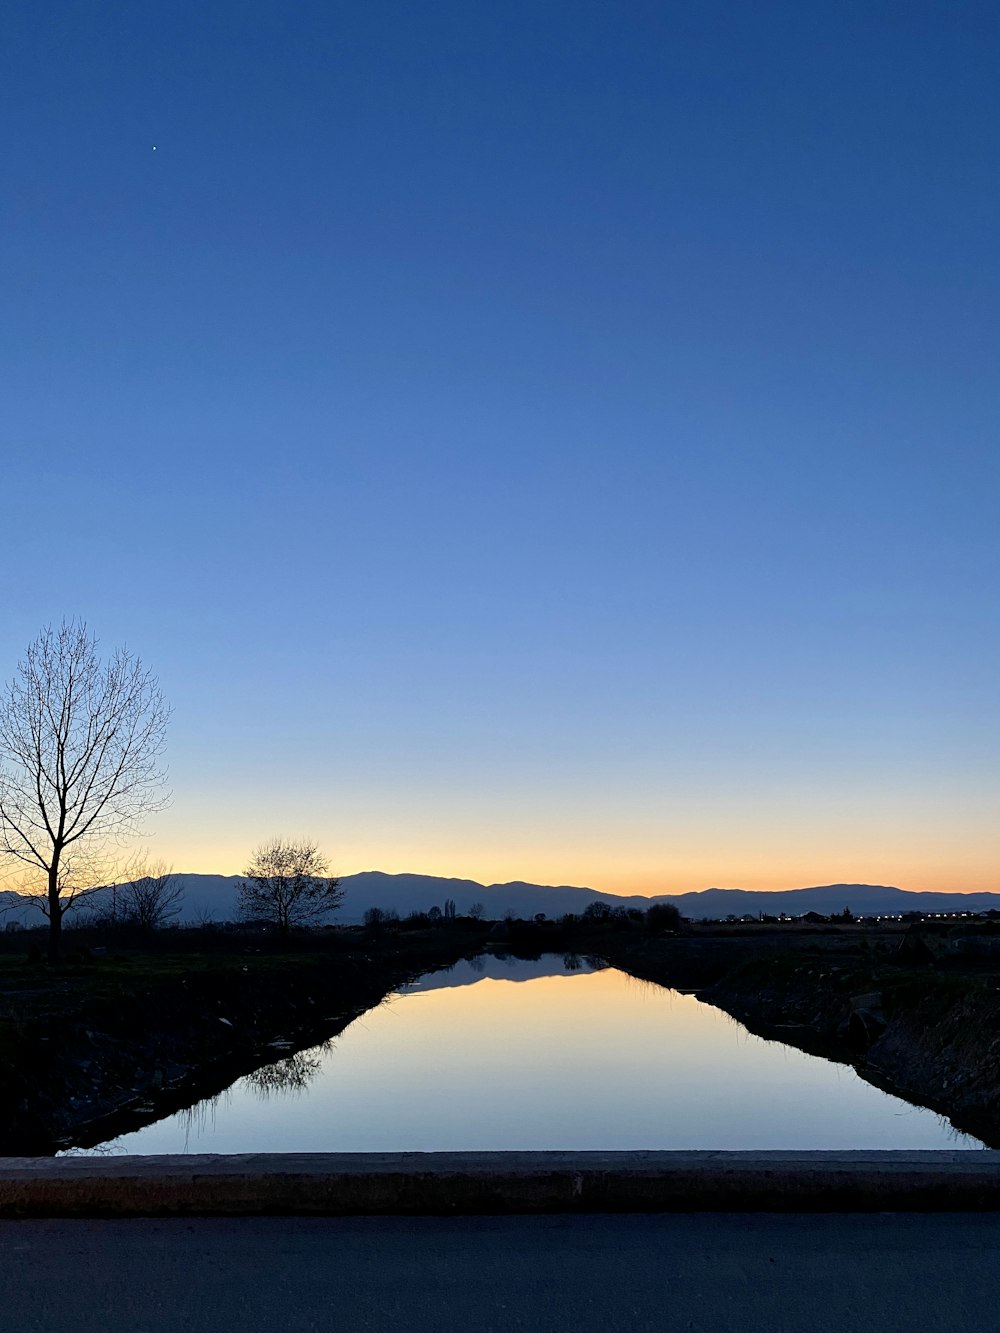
[2,871,998,928]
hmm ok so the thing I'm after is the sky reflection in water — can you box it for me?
[91,956,981,1153]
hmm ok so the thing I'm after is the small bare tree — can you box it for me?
[119,859,182,933]
[237,838,342,939]
[363,906,399,935]
[0,621,169,958]
[363,905,386,931]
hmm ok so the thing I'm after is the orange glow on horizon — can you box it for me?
[151,840,999,897]
[152,763,1000,898]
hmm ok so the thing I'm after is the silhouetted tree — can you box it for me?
[0,621,169,958]
[468,902,485,920]
[582,900,612,921]
[427,904,443,922]
[237,839,341,939]
[363,905,397,934]
[646,903,683,933]
[443,898,457,920]
[119,860,182,933]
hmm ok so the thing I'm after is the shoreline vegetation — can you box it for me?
[1,910,1000,1153]
[602,923,1000,1147]
[0,924,489,1155]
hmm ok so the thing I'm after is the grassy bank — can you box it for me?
[592,920,1000,1146]
[8,914,1000,1154]
[0,925,489,1154]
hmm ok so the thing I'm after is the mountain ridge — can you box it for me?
[2,871,998,927]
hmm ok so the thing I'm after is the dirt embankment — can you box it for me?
[0,929,486,1155]
[604,927,1000,1147]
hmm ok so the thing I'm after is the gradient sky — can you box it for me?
[3,1,998,894]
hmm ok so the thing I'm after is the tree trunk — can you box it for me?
[47,861,62,962]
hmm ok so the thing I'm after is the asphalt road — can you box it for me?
[0,1212,996,1333]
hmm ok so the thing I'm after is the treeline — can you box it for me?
[358,898,684,948]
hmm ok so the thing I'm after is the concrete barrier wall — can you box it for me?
[0,1151,999,1216]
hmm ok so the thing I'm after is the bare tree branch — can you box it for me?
[237,838,342,940]
[118,858,183,933]
[0,621,170,957]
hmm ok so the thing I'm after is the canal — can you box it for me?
[78,954,981,1153]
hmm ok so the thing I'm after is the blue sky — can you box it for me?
[3,1,998,891]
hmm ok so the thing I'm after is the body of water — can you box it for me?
[81,954,981,1153]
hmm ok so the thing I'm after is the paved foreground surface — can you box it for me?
[1,1212,998,1332]
[5,1150,1000,1213]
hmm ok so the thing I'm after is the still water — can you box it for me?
[87,955,981,1153]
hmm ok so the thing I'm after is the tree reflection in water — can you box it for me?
[244,1041,333,1100]
[562,953,607,972]
[92,1041,338,1153]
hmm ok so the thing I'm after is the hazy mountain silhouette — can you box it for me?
[333,874,1000,922]
[400,954,600,994]
[2,871,997,928]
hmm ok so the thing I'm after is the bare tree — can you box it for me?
[363,905,399,935]
[237,838,342,939]
[119,859,183,933]
[68,850,161,929]
[30,841,109,928]
[0,621,169,958]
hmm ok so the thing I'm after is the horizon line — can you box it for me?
[14,869,994,899]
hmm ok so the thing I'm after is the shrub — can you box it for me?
[646,903,683,933]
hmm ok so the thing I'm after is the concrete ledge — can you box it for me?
[0,1151,999,1216]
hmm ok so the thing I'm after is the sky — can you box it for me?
[2,1,999,895]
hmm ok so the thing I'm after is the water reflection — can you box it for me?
[83,954,983,1155]
[245,1042,332,1099]
[401,952,599,993]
